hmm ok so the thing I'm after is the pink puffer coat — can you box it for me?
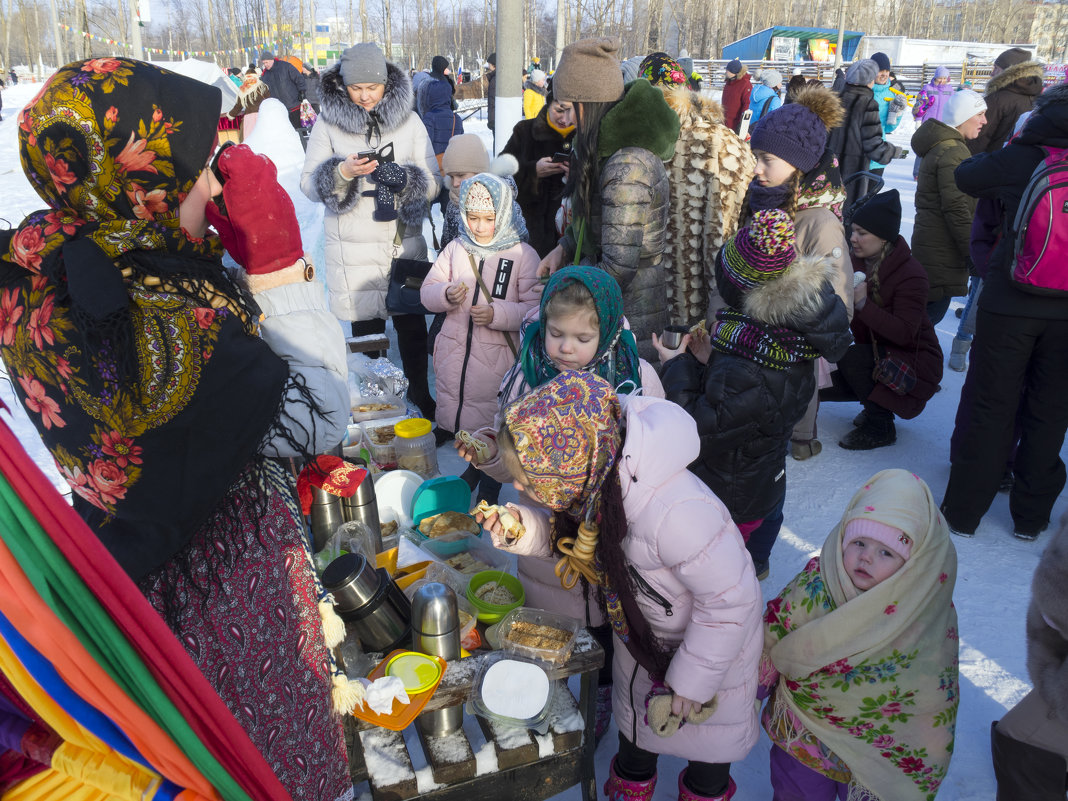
[421,239,540,433]
[500,394,763,762]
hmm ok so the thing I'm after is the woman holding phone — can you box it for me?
[301,42,440,420]
[500,82,577,257]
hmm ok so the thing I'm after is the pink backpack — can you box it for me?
[1009,146,1068,296]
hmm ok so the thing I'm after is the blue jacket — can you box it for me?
[869,81,901,169]
[420,78,464,155]
[748,83,782,125]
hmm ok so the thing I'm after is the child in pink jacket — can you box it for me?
[421,173,540,502]
[480,371,762,801]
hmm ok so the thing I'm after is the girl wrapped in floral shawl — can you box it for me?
[759,469,959,801]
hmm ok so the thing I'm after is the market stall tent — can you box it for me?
[722,26,864,62]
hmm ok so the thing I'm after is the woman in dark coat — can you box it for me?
[820,189,943,449]
[500,86,575,257]
[825,60,903,213]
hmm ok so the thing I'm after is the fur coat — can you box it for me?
[658,86,754,327]
[300,61,437,321]
[970,59,1046,155]
[1028,516,1068,723]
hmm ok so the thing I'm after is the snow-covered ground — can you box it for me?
[0,78,1056,801]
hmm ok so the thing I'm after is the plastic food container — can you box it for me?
[351,392,406,423]
[496,608,581,665]
[421,531,511,588]
[468,651,555,734]
[466,571,524,624]
[394,418,439,478]
[412,476,480,540]
[360,416,410,470]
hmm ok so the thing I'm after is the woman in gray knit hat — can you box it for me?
[300,42,440,420]
[539,36,679,362]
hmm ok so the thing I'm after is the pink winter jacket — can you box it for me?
[497,394,763,762]
[421,239,540,433]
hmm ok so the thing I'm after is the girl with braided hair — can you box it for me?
[484,370,762,801]
[819,189,943,450]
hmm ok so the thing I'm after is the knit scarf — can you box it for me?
[764,469,959,801]
[520,265,643,394]
[748,180,794,212]
[711,308,819,370]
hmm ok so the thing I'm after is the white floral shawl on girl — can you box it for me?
[762,469,959,801]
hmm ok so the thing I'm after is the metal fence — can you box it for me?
[691,58,1061,92]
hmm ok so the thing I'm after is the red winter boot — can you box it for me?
[678,770,737,801]
[604,757,657,801]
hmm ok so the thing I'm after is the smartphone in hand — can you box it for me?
[551,152,571,163]
[356,149,378,161]
[897,148,910,159]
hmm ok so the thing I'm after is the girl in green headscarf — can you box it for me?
[455,264,664,741]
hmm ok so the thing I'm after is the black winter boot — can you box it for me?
[839,409,896,450]
[991,720,1068,801]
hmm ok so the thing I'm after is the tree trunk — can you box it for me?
[359,0,367,42]
[383,0,391,57]
[228,0,240,65]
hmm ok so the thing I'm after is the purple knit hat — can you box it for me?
[718,209,796,292]
[749,102,829,173]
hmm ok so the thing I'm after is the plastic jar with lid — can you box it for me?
[394,418,439,478]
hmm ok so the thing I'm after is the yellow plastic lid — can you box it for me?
[395,418,432,439]
[384,651,442,694]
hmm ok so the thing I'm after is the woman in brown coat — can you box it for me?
[820,190,943,449]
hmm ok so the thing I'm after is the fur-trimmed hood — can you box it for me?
[318,60,415,138]
[660,84,725,126]
[743,251,838,328]
[985,59,1046,98]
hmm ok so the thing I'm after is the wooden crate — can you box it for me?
[351,632,603,801]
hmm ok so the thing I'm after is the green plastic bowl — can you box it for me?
[466,571,525,624]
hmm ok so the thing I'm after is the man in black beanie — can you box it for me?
[417,54,455,116]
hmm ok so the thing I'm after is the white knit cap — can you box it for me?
[943,89,987,128]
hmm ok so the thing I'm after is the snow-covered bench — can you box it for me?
[346,630,604,801]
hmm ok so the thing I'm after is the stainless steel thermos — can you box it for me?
[309,485,344,553]
[411,582,462,736]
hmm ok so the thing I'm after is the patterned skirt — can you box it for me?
[138,461,352,801]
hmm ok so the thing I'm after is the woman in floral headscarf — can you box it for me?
[0,58,352,799]
[482,371,762,801]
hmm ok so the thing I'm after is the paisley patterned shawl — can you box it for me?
[764,469,959,801]
[0,59,288,580]
[503,370,621,522]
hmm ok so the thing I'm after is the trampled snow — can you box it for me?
[0,76,1059,800]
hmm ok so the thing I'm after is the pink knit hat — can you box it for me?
[843,517,913,560]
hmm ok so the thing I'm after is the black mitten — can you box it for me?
[370,162,408,222]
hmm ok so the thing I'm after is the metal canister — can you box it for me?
[341,464,383,552]
[411,582,462,736]
[309,486,344,553]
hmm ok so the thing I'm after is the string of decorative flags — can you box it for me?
[57,24,299,59]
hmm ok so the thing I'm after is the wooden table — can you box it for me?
[347,629,605,801]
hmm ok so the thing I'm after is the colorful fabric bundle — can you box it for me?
[637,52,688,86]
[0,407,295,800]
